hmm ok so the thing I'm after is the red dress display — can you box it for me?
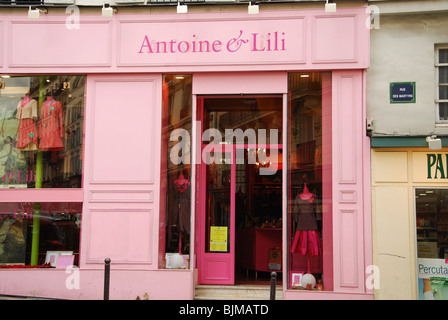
[16,97,38,151]
[38,98,64,151]
[290,184,322,256]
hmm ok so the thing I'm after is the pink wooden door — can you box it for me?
[198,146,236,284]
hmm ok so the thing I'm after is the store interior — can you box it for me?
[201,96,283,284]
[416,188,448,260]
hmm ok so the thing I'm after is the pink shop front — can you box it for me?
[0,7,373,300]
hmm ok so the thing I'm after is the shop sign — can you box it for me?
[412,152,448,182]
[418,258,448,300]
[138,30,286,55]
[418,258,448,278]
[119,18,305,66]
[390,82,416,103]
[427,153,448,179]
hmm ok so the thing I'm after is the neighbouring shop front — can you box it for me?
[0,7,372,300]
[372,139,448,300]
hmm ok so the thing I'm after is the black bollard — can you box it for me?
[104,258,111,300]
[270,272,277,300]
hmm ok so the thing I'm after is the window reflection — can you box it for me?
[159,75,192,269]
[0,202,81,267]
[416,188,448,300]
[0,76,85,189]
[288,72,328,290]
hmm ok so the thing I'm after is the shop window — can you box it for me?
[416,188,448,300]
[0,75,85,189]
[287,72,331,291]
[436,46,448,121]
[0,202,82,267]
[159,75,192,269]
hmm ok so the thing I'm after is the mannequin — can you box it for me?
[15,95,38,151]
[38,96,64,151]
[172,171,190,254]
[290,183,321,274]
[0,136,14,180]
[174,171,190,193]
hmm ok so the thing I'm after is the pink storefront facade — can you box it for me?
[0,6,372,300]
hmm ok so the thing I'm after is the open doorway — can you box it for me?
[197,95,283,285]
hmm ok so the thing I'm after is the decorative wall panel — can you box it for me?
[81,74,162,269]
[332,70,366,293]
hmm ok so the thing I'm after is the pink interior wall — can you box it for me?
[158,77,169,269]
[322,72,334,291]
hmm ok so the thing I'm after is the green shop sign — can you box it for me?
[427,153,448,179]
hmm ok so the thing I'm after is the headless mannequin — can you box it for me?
[16,94,38,151]
[173,171,190,254]
[291,183,320,274]
[292,183,317,230]
[299,183,314,202]
[45,96,54,106]
[174,171,190,192]
[21,95,31,106]
[39,96,64,151]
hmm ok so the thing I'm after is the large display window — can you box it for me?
[287,72,331,290]
[416,188,448,300]
[159,74,192,269]
[0,75,85,268]
[0,75,85,189]
[0,202,82,267]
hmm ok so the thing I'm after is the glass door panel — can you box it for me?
[198,148,235,285]
[205,154,232,254]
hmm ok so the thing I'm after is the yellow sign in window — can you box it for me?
[210,226,228,252]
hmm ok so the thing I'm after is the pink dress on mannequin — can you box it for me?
[290,183,321,256]
[38,97,64,151]
[16,96,38,151]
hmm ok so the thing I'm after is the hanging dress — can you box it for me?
[16,99,38,151]
[290,195,321,256]
[38,99,64,151]
[172,181,190,234]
